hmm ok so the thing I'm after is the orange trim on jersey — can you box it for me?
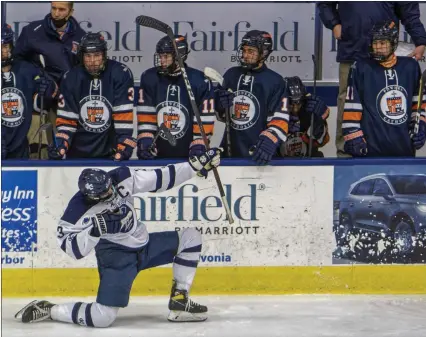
[411,103,426,110]
[56,118,77,127]
[112,112,133,121]
[137,114,157,123]
[193,124,214,135]
[344,130,364,142]
[138,132,155,139]
[343,111,362,121]
[267,120,289,133]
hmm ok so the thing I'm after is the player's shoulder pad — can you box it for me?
[108,166,132,185]
[140,67,158,83]
[397,56,419,69]
[223,66,241,79]
[61,192,93,225]
[108,59,134,81]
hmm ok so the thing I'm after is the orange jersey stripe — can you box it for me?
[267,120,289,133]
[113,112,133,121]
[56,118,77,127]
[412,102,426,110]
[343,111,362,121]
[193,124,214,135]
[137,114,157,123]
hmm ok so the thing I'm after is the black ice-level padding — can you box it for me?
[135,15,234,224]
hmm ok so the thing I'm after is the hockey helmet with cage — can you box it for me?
[78,168,117,203]
[284,76,308,105]
[1,23,14,67]
[368,21,399,62]
[78,32,108,76]
[154,34,190,76]
[237,30,273,70]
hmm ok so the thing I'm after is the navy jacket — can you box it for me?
[13,14,86,83]
[318,2,426,63]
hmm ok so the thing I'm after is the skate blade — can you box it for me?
[14,300,38,321]
[167,310,208,322]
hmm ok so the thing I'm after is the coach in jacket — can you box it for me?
[13,1,86,159]
[318,2,426,157]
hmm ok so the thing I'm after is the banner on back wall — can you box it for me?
[6,2,316,80]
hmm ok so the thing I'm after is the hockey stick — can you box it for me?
[136,15,234,224]
[413,69,426,136]
[204,67,232,157]
[308,55,317,158]
[148,123,177,152]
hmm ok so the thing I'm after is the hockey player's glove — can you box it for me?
[410,119,426,150]
[114,138,136,161]
[251,130,280,165]
[189,139,207,157]
[47,135,68,160]
[189,147,222,178]
[215,85,234,110]
[289,115,300,134]
[34,74,58,100]
[137,134,157,159]
[304,95,329,120]
[90,208,134,237]
[343,130,368,156]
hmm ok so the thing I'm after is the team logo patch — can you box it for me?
[280,132,307,157]
[231,90,260,130]
[376,85,408,125]
[157,101,189,140]
[80,95,112,133]
[1,87,26,127]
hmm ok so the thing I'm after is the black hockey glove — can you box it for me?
[251,130,280,165]
[90,207,134,237]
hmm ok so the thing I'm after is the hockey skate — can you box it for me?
[168,280,208,322]
[14,300,55,323]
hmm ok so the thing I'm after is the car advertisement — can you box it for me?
[333,165,426,264]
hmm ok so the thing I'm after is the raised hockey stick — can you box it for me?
[136,15,234,224]
[308,55,317,158]
[204,67,232,157]
[413,69,426,135]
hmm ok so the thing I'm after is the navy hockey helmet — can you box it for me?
[78,32,108,76]
[1,23,15,67]
[237,30,273,70]
[369,21,399,62]
[154,34,190,76]
[285,76,307,105]
[78,168,116,202]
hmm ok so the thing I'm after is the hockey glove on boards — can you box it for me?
[90,207,134,237]
[189,147,223,178]
[137,133,157,159]
[114,138,137,161]
[343,130,368,156]
[47,134,69,160]
[251,130,280,165]
[410,119,426,150]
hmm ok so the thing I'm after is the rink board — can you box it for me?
[2,159,426,296]
[3,265,426,296]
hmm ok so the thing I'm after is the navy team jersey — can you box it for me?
[136,66,215,158]
[343,56,425,157]
[222,64,289,157]
[1,60,42,158]
[57,163,197,259]
[56,59,135,158]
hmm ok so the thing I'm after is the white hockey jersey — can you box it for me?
[57,163,196,260]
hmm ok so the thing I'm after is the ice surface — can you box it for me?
[2,295,426,337]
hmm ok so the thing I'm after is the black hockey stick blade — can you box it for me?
[135,15,171,35]
[159,123,177,147]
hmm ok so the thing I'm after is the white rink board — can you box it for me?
[1,165,334,269]
[6,2,316,80]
